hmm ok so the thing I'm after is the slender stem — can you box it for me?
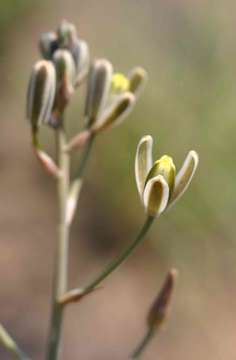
[0,324,30,360]
[47,128,70,360]
[77,133,95,179]
[83,216,154,294]
[130,328,155,359]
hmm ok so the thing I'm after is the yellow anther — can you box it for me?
[146,155,176,196]
[111,73,130,93]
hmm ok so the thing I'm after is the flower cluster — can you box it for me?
[135,135,199,217]
[26,20,147,145]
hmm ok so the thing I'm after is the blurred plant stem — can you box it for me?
[47,126,70,360]
[46,126,95,360]
[76,133,95,178]
[0,324,29,360]
[84,215,154,292]
[130,328,154,359]
[60,216,154,305]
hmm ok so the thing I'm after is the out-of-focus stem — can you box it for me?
[47,127,70,360]
[76,133,95,179]
[60,216,154,305]
[84,216,154,293]
[0,324,30,360]
[130,328,155,359]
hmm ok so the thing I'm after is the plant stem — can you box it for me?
[77,133,95,179]
[83,216,154,295]
[0,324,30,360]
[47,127,70,360]
[130,328,155,359]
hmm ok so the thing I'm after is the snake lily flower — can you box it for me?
[135,135,199,217]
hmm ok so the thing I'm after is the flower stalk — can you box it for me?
[60,216,154,305]
[46,126,70,360]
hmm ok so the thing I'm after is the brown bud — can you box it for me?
[147,269,178,330]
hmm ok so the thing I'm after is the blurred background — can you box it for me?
[0,0,236,359]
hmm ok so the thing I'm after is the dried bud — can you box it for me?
[85,59,113,126]
[147,269,178,330]
[128,67,148,97]
[53,49,76,96]
[170,150,199,205]
[143,175,169,217]
[39,32,58,60]
[57,20,77,49]
[146,155,176,197]
[92,92,136,132]
[26,60,56,128]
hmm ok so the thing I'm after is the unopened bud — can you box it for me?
[26,60,56,128]
[128,67,148,97]
[39,32,58,60]
[147,269,178,330]
[85,59,113,126]
[53,49,76,96]
[57,20,77,49]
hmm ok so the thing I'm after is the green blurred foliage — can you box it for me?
[0,0,31,29]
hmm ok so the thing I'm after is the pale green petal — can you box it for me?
[92,92,135,132]
[143,175,169,217]
[135,135,153,197]
[170,150,199,205]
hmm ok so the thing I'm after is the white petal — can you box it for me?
[135,135,153,197]
[143,175,169,217]
[170,150,199,205]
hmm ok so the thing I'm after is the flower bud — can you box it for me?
[85,59,113,125]
[143,175,169,217]
[135,135,153,198]
[53,49,76,95]
[146,155,176,197]
[170,150,199,205]
[39,32,58,60]
[57,20,77,49]
[111,73,130,94]
[128,67,148,97]
[92,92,136,132]
[26,60,56,128]
[72,39,90,73]
[147,269,178,330]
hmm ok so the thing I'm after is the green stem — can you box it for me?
[83,216,154,294]
[77,134,95,179]
[131,328,155,359]
[47,128,70,360]
[0,324,30,360]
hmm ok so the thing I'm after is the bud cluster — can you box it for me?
[26,20,89,130]
[135,135,199,217]
[26,20,147,143]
